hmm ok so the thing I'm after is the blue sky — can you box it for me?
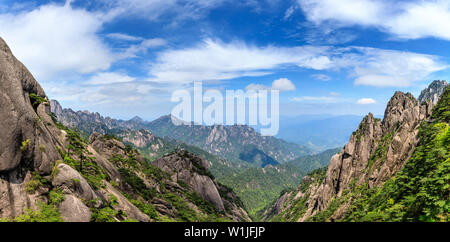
[0,0,449,121]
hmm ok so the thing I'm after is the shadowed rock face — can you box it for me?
[0,37,61,174]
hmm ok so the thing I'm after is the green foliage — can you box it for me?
[49,190,65,205]
[25,172,46,194]
[14,189,64,222]
[62,128,109,189]
[129,199,159,220]
[14,203,63,222]
[29,93,47,110]
[119,168,156,200]
[288,148,340,173]
[91,207,118,222]
[340,88,450,222]
[20,139,30,152]
[267,167,328,222]
[220,163,303,219]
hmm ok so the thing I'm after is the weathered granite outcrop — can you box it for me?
[264,81,448,222]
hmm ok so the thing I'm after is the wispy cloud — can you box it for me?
[297,0,450,41]
[311,74,331,81]
[147,39,448,87]
[357,98,376,104]
[246,78,296,91]
[291,96,338,103]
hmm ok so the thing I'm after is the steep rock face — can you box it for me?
[265,87,441,222]
[153,150,224,211]
[303,92,430,220]
[418,80,448,105]
[0,37,64,218]
[0,37,61,173]
[152,150,251,221]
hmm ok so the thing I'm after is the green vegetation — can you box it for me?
[221,148,338,220]
[14,189,65,222]
[282,87,450,222]
[268,167,328,222]
[20,139,30,152]
[29,93,48,110]
[220,163,303,220]
[339,87,450,222]
[288,148,340,173]
[25,172,47,194]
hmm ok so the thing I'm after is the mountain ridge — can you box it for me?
[263,81,449,222]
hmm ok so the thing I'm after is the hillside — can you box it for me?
[51,102,310,166]
[287,148,341,173]
[220,148,339,219]
[263,81,449,222]
[146,115,310,164]
[0,37,249,222]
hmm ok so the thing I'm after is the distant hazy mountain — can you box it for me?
[51,101,310,166]
[276,115,364,151]
[287,147,341,173]
[146,115,310,164]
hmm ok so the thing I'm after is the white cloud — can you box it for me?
[106,33,144,42]
[329,92,340,96]
[246,78,296,91]
[297,0,450,41]
[119,38,167,59]
[349,47,447,87]
[148,39,447,87]
[291,96,337,103]
[283,5,296,20]
[272,78,296,91]
[86,72,136,85]
[101,0,227,22]
[0,3,114,80]
[148,39,332,84]
[311,74,331,81]
[357,98,376,104]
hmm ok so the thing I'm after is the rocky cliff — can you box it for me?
[0,36,64,218]
[263,81,449,222]
[418,80,448,105]
[0,37,249,222]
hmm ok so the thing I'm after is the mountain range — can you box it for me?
[0,34,448,222]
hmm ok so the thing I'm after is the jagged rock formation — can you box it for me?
[0,37,249,222]
[147,115,309,163]
[50,101,310,165]
[152,149,251,220]
[264,81,448,222]
[50,100,146,136]
[418,80,448,105]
